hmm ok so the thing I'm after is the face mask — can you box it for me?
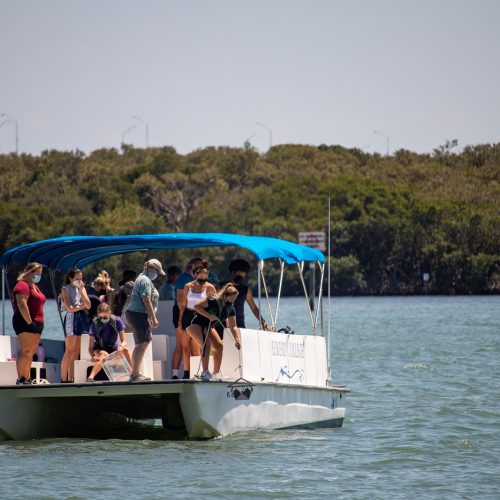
[233,275,244,284]
[98,316,111,323]
[33,274,42,284]
[72,279,81,287]
[145,270,157,281]
[197,278,207,284]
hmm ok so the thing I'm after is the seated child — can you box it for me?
[87,303,132,382]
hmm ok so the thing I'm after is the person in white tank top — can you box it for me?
[177,266,217,378]
[186,287,207,310]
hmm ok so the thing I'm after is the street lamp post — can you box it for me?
[256,122,272,149]
[0,113,19,154]
[373,130,389,156]
[121,125,137,145]
[132,115,149,148]
[244,134,258,148]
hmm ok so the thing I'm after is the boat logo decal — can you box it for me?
[276,366,304,383]
[227,378,254,400]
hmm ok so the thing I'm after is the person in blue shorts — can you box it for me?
[60,268,91,382]
[87,303,132,382]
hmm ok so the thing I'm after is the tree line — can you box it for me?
[0,141,498,296]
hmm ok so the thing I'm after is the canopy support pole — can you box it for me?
[297,262,315,333]
[313,262,325,333]
[274,259,285,330]
[259,262,275,331]
[49,269,65,332]
[257,260,262,328]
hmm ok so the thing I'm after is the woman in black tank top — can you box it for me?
[187,283,241,381]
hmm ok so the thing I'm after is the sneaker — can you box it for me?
[200,370,212,381]
[172,375,179,380]
[86,377,96,383]
[31,378,50,385]
[16,377,32,385]
[212,371,223,381]
[129,373,151,382]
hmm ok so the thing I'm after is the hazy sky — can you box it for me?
[1,0,499,155]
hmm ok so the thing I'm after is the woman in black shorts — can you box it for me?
[177,265,216,379]
[188,283,241,381]
[12,262,46,385]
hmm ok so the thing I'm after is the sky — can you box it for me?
[1,0,499,155]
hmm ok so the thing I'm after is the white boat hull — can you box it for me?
[0,380,348,440]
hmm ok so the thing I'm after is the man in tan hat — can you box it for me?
[126,258,165,381]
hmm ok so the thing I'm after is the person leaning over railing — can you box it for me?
[11,262,46,385]
[188,283,241,381]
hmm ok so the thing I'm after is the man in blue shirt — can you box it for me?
[158,266,182,301]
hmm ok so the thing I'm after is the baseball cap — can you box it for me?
[145,258,166,276]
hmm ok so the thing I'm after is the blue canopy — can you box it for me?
[1,233,325,271]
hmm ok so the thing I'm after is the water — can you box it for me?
[1,296,498,499]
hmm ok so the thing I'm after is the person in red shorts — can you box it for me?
[12,262,46,385]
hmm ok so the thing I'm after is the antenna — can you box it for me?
[327,197,332,379]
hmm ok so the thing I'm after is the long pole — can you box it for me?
[327,197,332,377]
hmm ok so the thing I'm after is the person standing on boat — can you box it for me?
[113,269,137,333]
[87,303,132,382]
[126,259,164,382]
[188,283,241,381]
[178,265,217,379]
[158,265,182,301]
[11,262,46,385]
[60,268,91,383]
[87,274,108,321]
[170,257,204,379]
[228,259,269,330]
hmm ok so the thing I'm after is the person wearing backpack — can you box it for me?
[87,303,132,382]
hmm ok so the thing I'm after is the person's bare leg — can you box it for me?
[210,329,223,373]
[88,351,107,379]
[131,341,150,377]
[61,336,79,382]
[172,328,183,370]
[16,333,40,380]
[181,329,192,375]
[186,324,209,373]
